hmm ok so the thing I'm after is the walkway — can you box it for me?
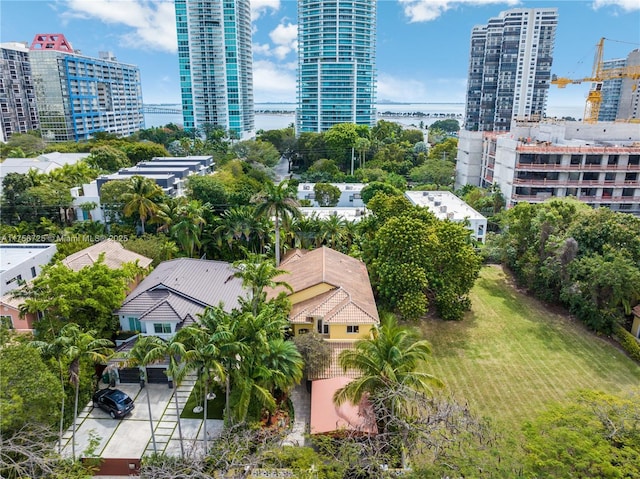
[60,371,224,460]
[282,383,311,447]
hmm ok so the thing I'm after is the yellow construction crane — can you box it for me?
[551,37,640,123]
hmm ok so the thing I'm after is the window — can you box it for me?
[298,328,309,335]
[153,323,171,334]
[317,319,329,335]
[30,266,37,278]
[346,325,360,334]
[128,317,141,332]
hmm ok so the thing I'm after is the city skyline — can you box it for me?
[1,1,639,118]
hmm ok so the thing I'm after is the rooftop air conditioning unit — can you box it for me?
[434,200,441,206]
[440,205,447,213]
[447,212,455,220]
[303,185,310,190]
[346,185,353,190]
[422,191,428,196]
[428,195,434,202]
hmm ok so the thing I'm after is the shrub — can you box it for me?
[613,325,640,362]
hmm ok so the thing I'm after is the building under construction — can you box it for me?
[456,120,640,215]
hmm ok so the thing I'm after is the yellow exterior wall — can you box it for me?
[292,323,314,336]
[288,283,334,305]
[632,316,640,339]
[329,324,373,340]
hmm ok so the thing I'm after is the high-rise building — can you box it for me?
[28,34,144,142]
[613,50,640,121]
[296,0,377,133]
[464,8,558,132]
[598,57,627,122]
[175,0,254,139]
[0,42,39,142]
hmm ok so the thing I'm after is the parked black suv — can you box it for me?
[92,388,134,419]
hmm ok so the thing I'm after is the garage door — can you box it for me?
[118,368,140,383]
[146,367,168,384]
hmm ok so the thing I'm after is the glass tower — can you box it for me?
[464,8,558,132]
[28,34,144,142]
[175,0,254,139]
[297,0,377,133]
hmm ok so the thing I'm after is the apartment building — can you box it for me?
[464,8,558,132]
[28,33,144,142]
[0,42,39,141]
[297,0,377,132]
[456,121,640,215]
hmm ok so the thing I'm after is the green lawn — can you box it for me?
[420,266,640,429]
[180,383,225,420]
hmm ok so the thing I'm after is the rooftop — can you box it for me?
[405,191,485,222]
[0,244,56,273]
[61,239,152,272]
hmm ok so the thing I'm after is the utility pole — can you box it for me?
[351,147,355,175]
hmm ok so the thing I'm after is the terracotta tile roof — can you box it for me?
[290,288,377,325]
[62,239,153,271]
[633,305,640,318]
[270,247,379,323]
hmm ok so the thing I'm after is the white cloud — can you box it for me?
[251,0,280,21]
[592,0,640,10]
[269,22,298,59]
[253,59,296,102]
[377,73,466,102]
[398,0,519,23]
[61,0,177,52]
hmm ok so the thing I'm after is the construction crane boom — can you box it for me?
[551,37,640,123]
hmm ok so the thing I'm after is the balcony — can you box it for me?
[513,178,639,187]
[515,163,640,171]
[512,194,640,203]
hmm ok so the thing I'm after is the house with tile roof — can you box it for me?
[62,239,153,272]
[114,258,245,340]
[269,247,379,380]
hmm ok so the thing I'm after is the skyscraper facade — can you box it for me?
[29,34,144,142]
[175,0,254,139]
[614,50,640,122]
[297,0,377,133]
[598,57,627,122]
[464,8,558,132]
[0,42,39,142]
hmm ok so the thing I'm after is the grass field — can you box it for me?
[420,266,640,429]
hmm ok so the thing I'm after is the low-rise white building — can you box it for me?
[297,183,365,208]
[0,243,56,295]
[405,191,487,243]
[299,207,369,222]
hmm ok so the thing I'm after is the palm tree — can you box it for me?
[333,314,443,432]
[233,252,292,315]
[123,335,166,455]
[48,323,114,460]
[171,200,209,257]
[122,176,164,234]
[320,215,347,250]
[175,324,227,453]
[252,180,301,266]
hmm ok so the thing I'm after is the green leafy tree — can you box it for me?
[170,200,209,257]
[409,158,456,186]
[428,119,460,133]
[233,139,281,167]
[313,182,341,207]
[121,142,169,165]
[523,389,640,478]
[427,137,458,162]
[292,331,332,380]
[1,343,62,435]
[85,145,130,173]
[18,257,131,337]
[252,180,301,266]
[324,123,359,171]
[360,181,403,204]
[186,175,229,209]
[123,234,178,267]
[233,252,292,315]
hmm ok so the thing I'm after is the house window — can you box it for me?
[0,315,13,329]
[30,266,37,278]
[346,325,359,334]
[153,323,171,334]
[298,328,309,335]
[128,317,141,332]
[317,319,329,335]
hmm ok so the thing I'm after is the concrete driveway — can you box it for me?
[61,373,224,460]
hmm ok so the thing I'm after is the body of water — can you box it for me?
[143,102,584,131]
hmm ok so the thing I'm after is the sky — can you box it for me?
[1,0,639,116]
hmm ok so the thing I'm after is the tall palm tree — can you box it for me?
[175,324,228,453]
[320,215,347,250]
[123,335,166,455]
[48,323,113,460]
[233,252,292,315]
[122,175,164,234]
[252,180,301,266]
[334,314,443,432]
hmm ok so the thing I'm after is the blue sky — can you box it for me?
[1,0,639,116]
